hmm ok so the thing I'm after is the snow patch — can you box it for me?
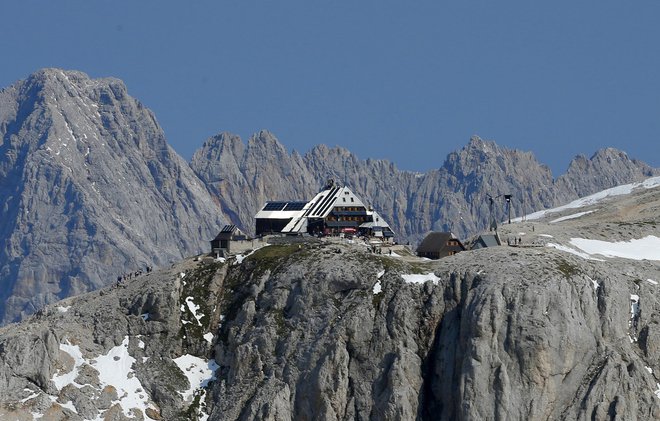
[185,296,204,326]
[58,399,77,413]
[233,245,267,265]
[172,355,219,402]
[517,176,660,221]
[647,279,658,285]
[546,243,605,261]
[203,332,214,344]
[51,337,158,420]
[57,305,71,313]
[373,280,382,295]
[630,294,640,319]
[52,343,85,390]
[91,336,156,418]
[550,210,596,224]
[20,390,40,404]
[401,273,441,285]
[570,236,660,261]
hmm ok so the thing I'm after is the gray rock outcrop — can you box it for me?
[2,185,659,420]
[1,68,657,333]
[0,69,225,324]
[190,133,659,245]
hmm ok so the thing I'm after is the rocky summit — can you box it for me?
[191,132,659,245]
[1,176,659,420]
[2,69,658,327]
[0,69,224,324]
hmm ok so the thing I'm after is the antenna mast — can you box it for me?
[504,194,512,224]
[486,193,499,231]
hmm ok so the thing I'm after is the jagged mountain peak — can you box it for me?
[442,135,545,180]
[20,68,129,110]
[0,69,224,325]
[193,128,658,245]
[196,132,244,160]
[1,179,659,419]
[247,129,283,147]
[557,147,659,198]
[466,134,494,150]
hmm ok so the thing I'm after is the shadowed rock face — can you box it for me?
[0,68,657,331]
[0,69,224,324]
[191,134,659,245]
[1,233,658,420]
[205,238,660,421]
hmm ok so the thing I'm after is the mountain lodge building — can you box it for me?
[210,225,248,256]
[255,180,395,240]
[416,232,466,259]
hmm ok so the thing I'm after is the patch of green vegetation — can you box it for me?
[246,244,303,277]
[372,291,384,308]
[555,258,582,278]
[178,261,225,347]
[252,244,301,260]
[617,220,658,227]
[215,269,247,342]
[179,389,207,421]
[148,357,189,409]
[367,255,430,275]
[273,309,287,336]
[355,290,368,298]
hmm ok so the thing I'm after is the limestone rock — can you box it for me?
[191,133,659,246]
[0,68,225,324]
[0,196,659,419]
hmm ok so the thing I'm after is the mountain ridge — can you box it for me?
[192,129,659,243]
[0,174,658,419]
[1,68,658,326]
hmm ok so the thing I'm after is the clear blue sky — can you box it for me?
[2,1,659,175]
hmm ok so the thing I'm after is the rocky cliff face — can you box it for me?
[1,180,659,420]
[1,69,657,331]
[555,147,658,198]
[0,69,225,324]
[190,130,317,232]
[191,133,659,244]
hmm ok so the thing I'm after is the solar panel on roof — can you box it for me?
[284,202,307,211]
[317,187,340,216]
[263,202,287,211]
[221,224,236,232]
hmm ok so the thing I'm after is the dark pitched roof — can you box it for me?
[416,232,464,253]
[212,225,243,241]
[476,233,501,248]
[221,224,237,233]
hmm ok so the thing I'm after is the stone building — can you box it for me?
[416,232,465,259]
